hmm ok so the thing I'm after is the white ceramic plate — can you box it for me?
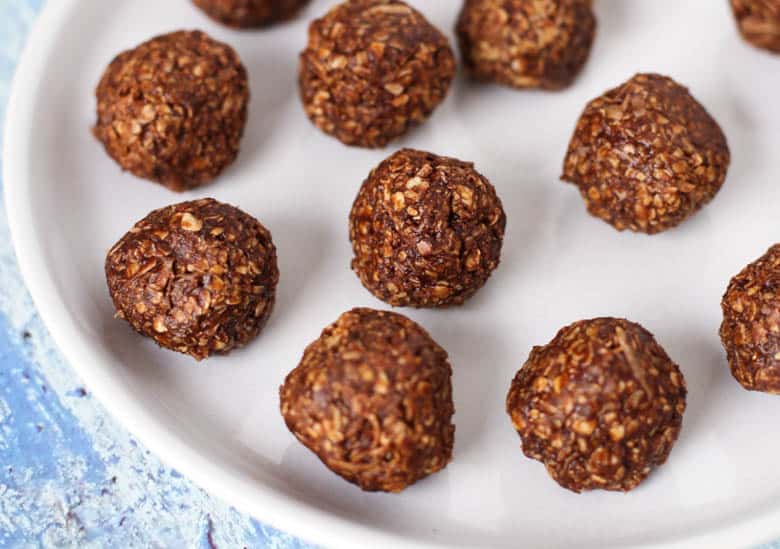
[6,0,780,547]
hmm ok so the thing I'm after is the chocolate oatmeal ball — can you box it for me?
[350,149,506,308]
[456,0,596,90]
[561,73,730,234]
[299,0,456,148]
[720,244,780,393]
[193,0,309,28]
[507,318,687,493]
[280,308,454,492]
[105,198,278,360]
[731,0,780,53]
[94,31,249,192]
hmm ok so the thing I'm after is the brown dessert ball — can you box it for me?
[93,31,249,192]
[506,318,687,493]
[721,244,780,393]
[731,0,780,53]
[456,0,596,90]
[279,308,454,492]
[349,149,506,308]
[561,73,730,234]
[105,198,278,360]
[299,0,456,148]
[192,0,309,28]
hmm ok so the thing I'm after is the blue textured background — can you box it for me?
[0,2,313,547]
[1,2,779,548]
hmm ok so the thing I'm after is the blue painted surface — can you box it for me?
[1,2,779,548]
[0,2,313,547]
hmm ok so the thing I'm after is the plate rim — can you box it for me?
[4,1,780,548]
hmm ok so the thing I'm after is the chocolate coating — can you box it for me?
[280,308,454,492]
[561,73,730,234]
[349,149,506,308]
[507,318,687,493]
[193,0,309,27]
[731,0,780,53]
[456,0,596,90]
[299,0,456,148]
[105,198,278,360]
[94,31,249,192]
[721,244,780,393]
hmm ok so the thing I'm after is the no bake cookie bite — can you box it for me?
[94,31,249,191]
[105,198,278,360]
[457,0,596,90]
[299,0,456,147]
[721,244,780,393]
[731,0,780,53]
[507,317,687,492]
[562,73,730,234]
[349,149,506,307]
[280,308,454,492]
[193,0,309,27]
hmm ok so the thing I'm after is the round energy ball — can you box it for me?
[731,0,780,53]
[192,0,309,28]
[506,318,687,493]
[299,0,456,148]
[561,73,730,234]
[456,0,596,90]
[93,31,249,192]
[349,148,506,308]
[279,308,454,492]
[721,244,780,393]
[105,198,278,360]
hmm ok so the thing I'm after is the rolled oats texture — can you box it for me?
[93,30,249,192]
[298,0,456,148]
[279,308,454,493]
[506,317,687,493]
[561,73,730,234]
[456,0,596,90]
[349,148,506,308]
[105,198,279,361]
[721,244,780,393]
[192,0,310,28]
[731,0,780,53]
